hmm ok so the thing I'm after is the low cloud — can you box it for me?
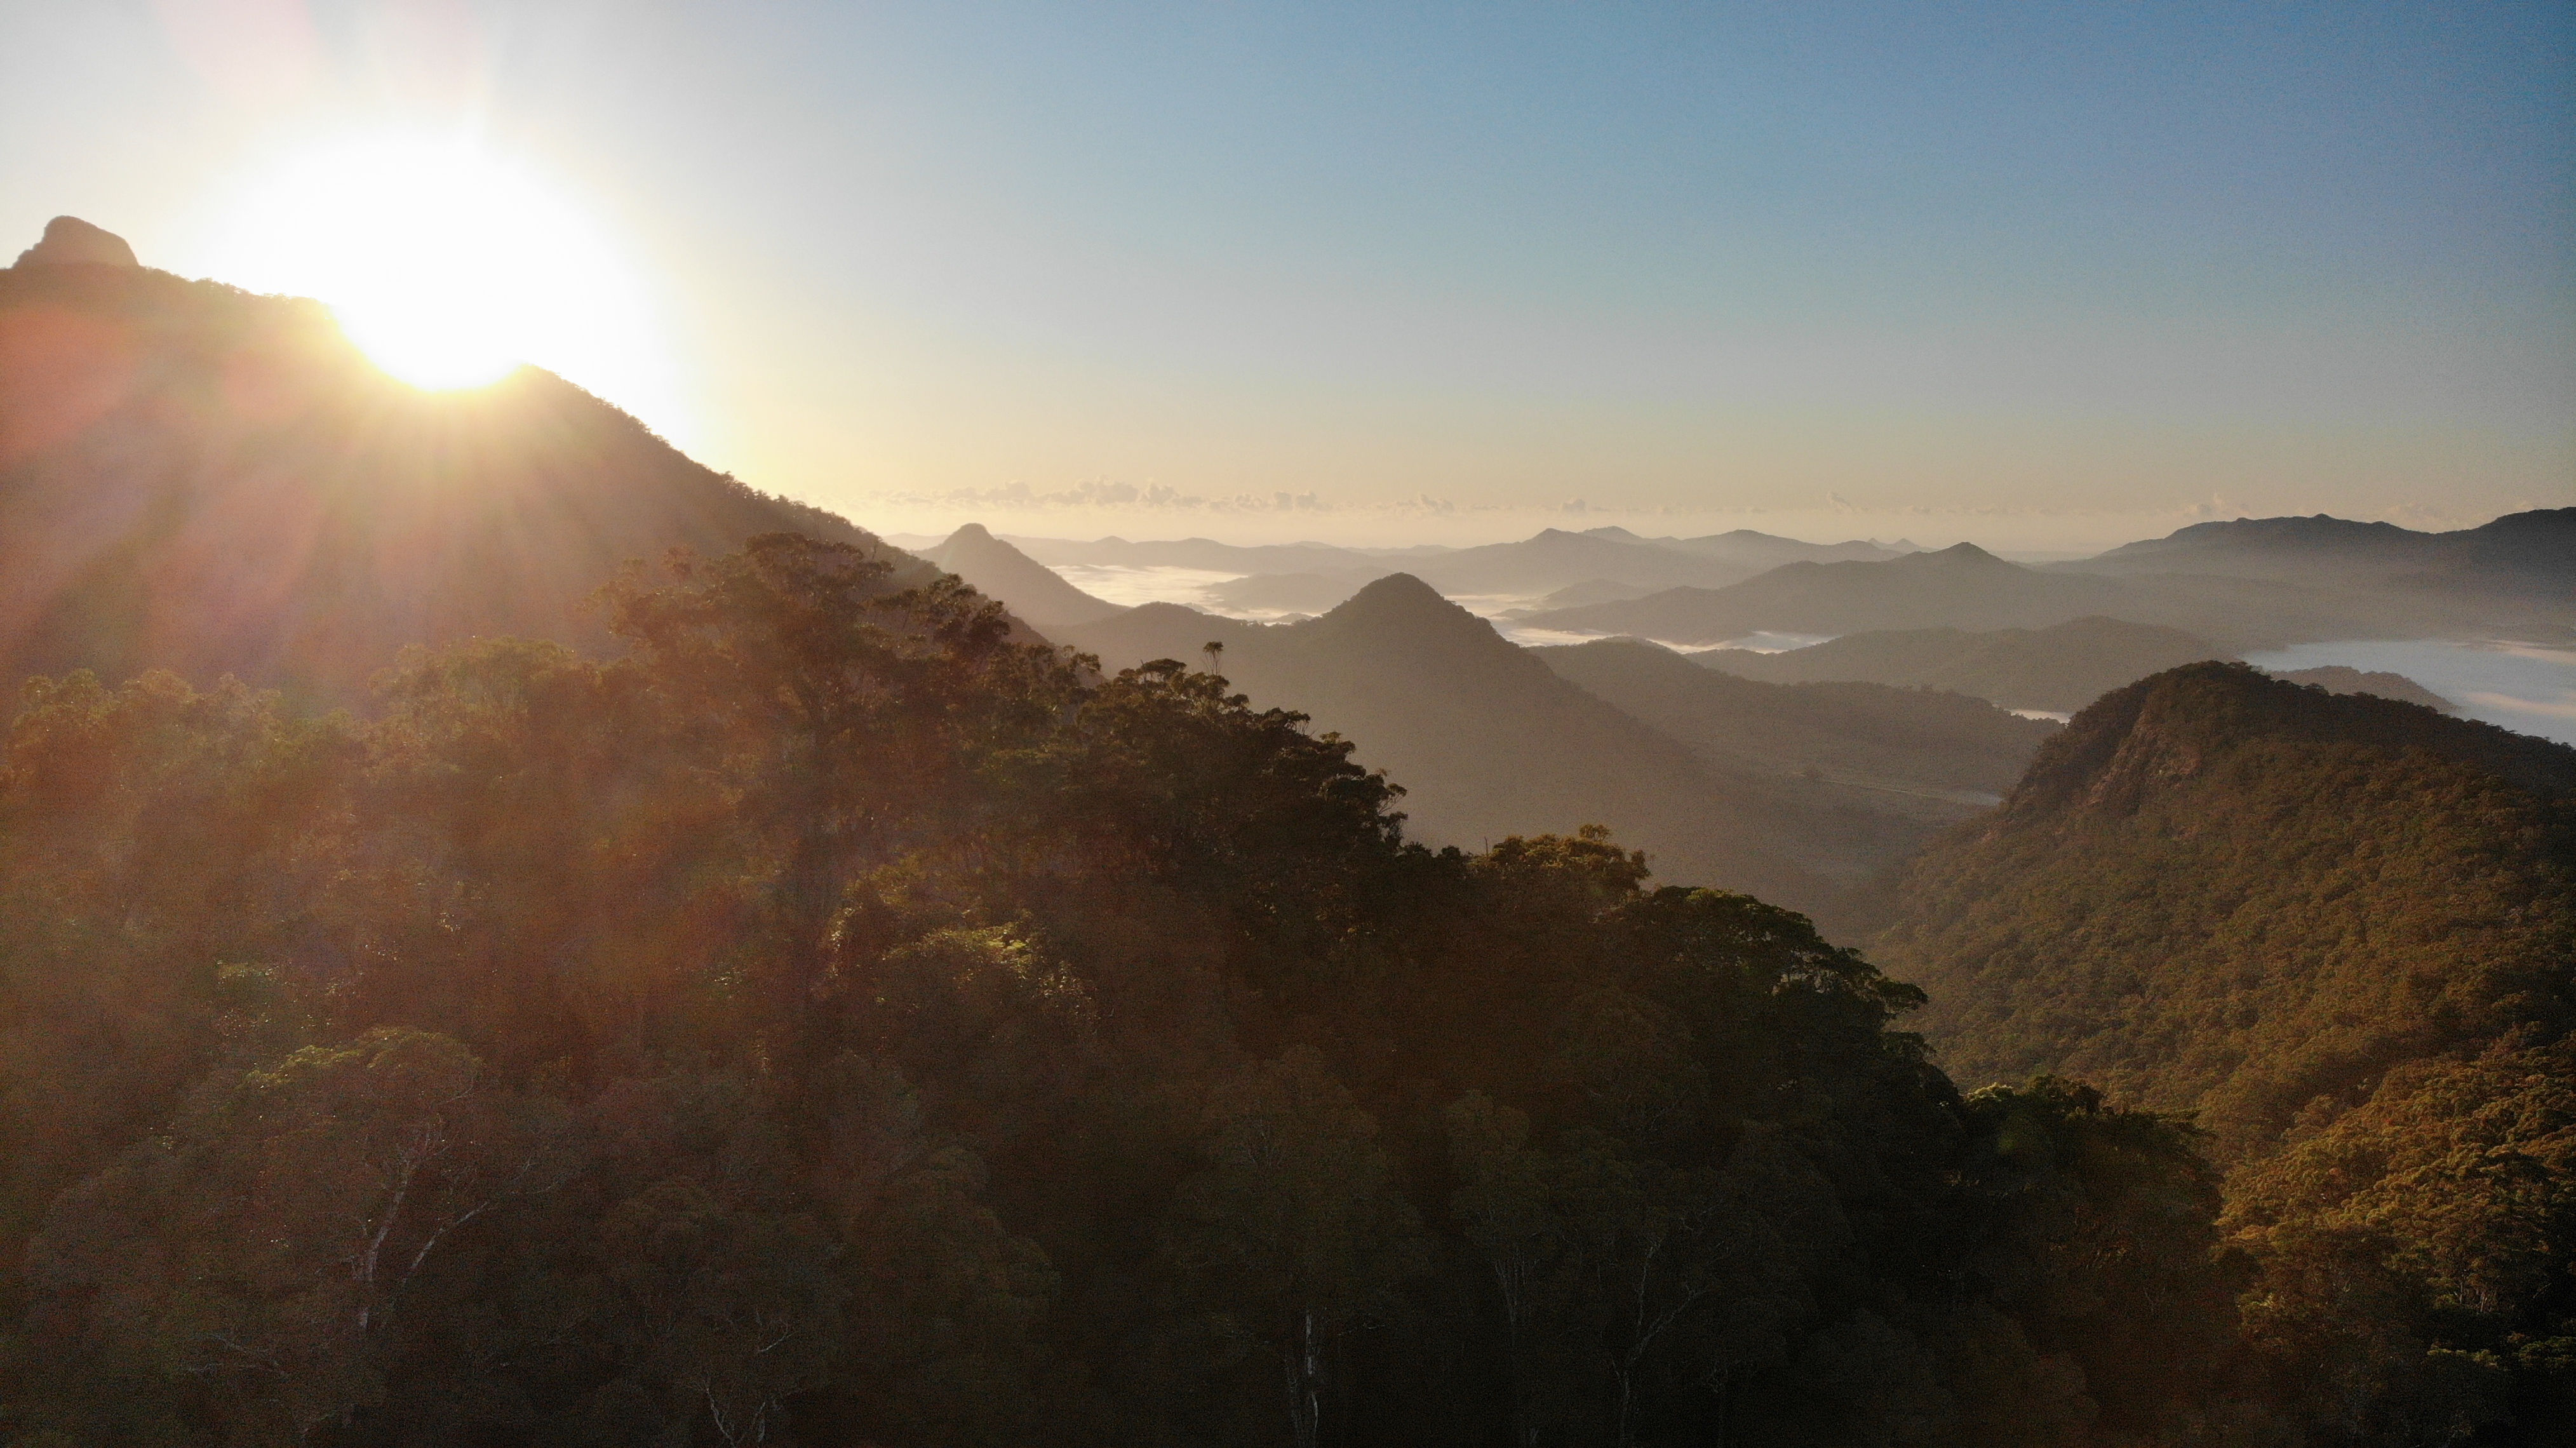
[869,480,1469,516]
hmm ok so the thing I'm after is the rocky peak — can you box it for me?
[13,217,138,269]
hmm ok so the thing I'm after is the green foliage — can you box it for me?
[1882,662,2576,1445]
[0,541,2258,1445]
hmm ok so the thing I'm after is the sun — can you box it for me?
[206,131,688,431]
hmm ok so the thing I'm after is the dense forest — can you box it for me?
[0,535,2283,1448]
[1882,664,2576,1444]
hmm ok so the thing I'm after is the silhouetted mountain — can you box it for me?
[0,247,932,704]
[1585,525,1910,568]
[1522,544,2116,641]
[2072,508,2576,601]
[1519,541,2506,650]
[915,523,1122,628]
[13,216,138,269]
[1402,527,1764,598]
[1536,637,2055,800]
[2267,664,2455,712]
[1059,575,1885,922]
[1882,660,2576,1153]
[1694,616,2225,713]
[993,533,1397,574]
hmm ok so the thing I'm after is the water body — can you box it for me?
[2243,640,2576,746]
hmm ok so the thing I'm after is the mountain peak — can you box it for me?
[1305,572,1501,643]
[1328,571,1454,613]
[13,216,138,269]
[944,521,997,543]
[1898,541,2012,568]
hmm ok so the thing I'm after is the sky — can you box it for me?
[3,0,2569,549]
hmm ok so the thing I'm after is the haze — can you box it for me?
[3,0,2568,549]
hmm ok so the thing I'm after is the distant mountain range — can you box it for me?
[1516,532,2562,650]
[0,232,929,704]
[1060,577,2056,930]
[1689,616,2464,716]
[2267,664,2457,713]
[2068,508,2576,596]
[1533,638,2051,802]
[1691,615,2224,714]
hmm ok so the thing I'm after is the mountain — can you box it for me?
[1875,661,2576,1431]
[0,230,932,704]
[2071,508,2576,601]
[1535,637,2055,803]
[1060,576,1896,922]
[1518,541,2505,651]
[14,215,138,269]
[987,533,1397,574]
[2267,664,2455,712]
[1693,617,2225,713]
[1586,525,1910,568]
[1508,577,1660,613]
[1400,527,1768,598]
[1881,659,2576,1150]
[914,523,1122,628]
[1519,543,2120,642]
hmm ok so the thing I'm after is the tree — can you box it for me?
[1165,1048,1430,1448]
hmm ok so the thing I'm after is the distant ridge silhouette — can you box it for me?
[0,232,933,704]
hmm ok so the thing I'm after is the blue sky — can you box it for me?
[3,1,2568,546]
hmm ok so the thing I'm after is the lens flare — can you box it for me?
[206,131,688,438]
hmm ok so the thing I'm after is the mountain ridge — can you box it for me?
[0,255,936,704]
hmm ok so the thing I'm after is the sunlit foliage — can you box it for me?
[0,541,2264,1445]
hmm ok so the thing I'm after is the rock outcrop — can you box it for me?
[13,216,138,269]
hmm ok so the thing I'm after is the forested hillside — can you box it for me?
[0,535,2257,1447]
[1880,662,2576,1441]
[0,258,929,705]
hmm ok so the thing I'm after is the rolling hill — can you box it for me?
[0,224,933,704]
[1578,524,1910,567]
[1535,636,2055,801]
[1398,527,1768,598]
[1518,539,2514,652]
[2069,507,2576,601]
[1519,543,2123,642]
[1693,616,2225,713]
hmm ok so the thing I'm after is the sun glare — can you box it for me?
[207,132,689,436]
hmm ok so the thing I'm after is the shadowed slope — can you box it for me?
[1522,540,2530,652]
[1538,636,2054,800]
[917,523,1122,629]
[1694,616,2226,713]
[2073,508,2576,601]
[0,257,930,704]
[1064,575,1933,927]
